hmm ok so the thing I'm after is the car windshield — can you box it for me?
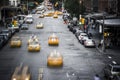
[113,66,120,72]
[22,24,28,26]
[49,52,61,58]
[26,17,32,20]
[50,37,57,40]
[2,30,9,33]
[12,37,20,41]
[30,42,39,45]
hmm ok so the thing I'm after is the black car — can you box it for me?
[0,37,4,49]
[75,29,83,38]
[67,22,73,28]
[113,74,120,80]
[104,63,120,80]
[9,29,16,35]
[72,26,80,34]
[1,29,12,38]
[0,35,8,48]
[0,34,9,43]
[69,25,74,32]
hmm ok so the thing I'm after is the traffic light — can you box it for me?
[81,18,85,25]
[104,32,110,37]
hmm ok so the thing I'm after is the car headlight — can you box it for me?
[25,78,29,80]
[13,78,16,80]
[7,34,9,36]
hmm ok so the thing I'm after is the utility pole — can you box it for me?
[27,0,29,14]
[102,14,105,52]
[3,0,6,27]
[116,0,118,16]
[62,0,64,12]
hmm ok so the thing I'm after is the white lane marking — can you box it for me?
[66,72,69,77]
[38,68,43,80]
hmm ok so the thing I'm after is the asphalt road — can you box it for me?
[0,14,109,80]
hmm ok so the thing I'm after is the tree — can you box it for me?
[64,0,86,18]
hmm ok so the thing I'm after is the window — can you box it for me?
[9,1,11,5]
[13,1,15,6]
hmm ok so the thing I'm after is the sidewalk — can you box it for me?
[88,26,120,55]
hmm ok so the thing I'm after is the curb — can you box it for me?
[96,46,107,54]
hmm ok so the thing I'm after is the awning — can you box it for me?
[97,19,120,27]
[1,6,22,10]
[85,12,116,20]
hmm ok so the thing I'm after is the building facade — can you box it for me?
[83,0,120,16]
[9,0,21,7]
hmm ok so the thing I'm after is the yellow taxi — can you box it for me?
[48,34,59,45]
[53,14,58,18]
[44,12,54,17]
[28,35,39,45]
[54,11,63,15]
[39,14,44,18]
[10,36,22,47]
[47,50,63,67]
[28,41,41,52]
[11,66,30,80]
[36,23,44,29]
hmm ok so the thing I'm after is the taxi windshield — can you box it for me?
[12,37,20,41]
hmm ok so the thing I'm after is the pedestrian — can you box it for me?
[63,15,68,24]
[94,74,101,80]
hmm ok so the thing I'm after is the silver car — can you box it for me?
[84,38,95,47]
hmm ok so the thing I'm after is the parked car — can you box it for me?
[8,24,19,32]
[104,63,120,80]
[69,26,74,32]
[0,34,9,44]
[84,38,95,47]
[80,36,89,44]
[67,22,73,28]
[75,29,83,38]
[8,28,16,35]
[17,15,26,25]
[78,33,88,43]
[72,26,80,34]
[31,9,36,14]
[0,36,4,49]
[113,74,120,80]
[1,29,12,38]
